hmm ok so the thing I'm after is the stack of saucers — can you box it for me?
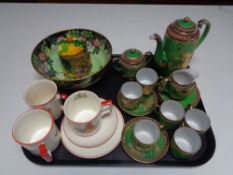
[60,91,125,159]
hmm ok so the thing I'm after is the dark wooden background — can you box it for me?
[1,0,233,5]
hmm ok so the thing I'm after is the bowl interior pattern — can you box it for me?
[31,29,112,89]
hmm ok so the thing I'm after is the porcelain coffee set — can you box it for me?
[12,67,211,163]
[12,17,212,164]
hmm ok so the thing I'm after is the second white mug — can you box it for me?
[24,79,66,120]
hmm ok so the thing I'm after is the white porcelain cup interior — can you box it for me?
[64,91,101,123]
[172,68,198,86]
[174,127,201,154]
[13,109,53,144]
[160,100,185,121]
[121,81,143,100]
[185,108,211,132]
[24,79,57,106]
[136,68,158,85]
[134,119,160,145]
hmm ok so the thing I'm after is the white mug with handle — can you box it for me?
[12,109,60,162]
[24,79,67,120]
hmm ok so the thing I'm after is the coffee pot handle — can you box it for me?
[39,143,52,162]
[196,19,211,48]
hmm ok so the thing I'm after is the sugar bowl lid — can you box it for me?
[121,49,144,65]
[167,17,200,42]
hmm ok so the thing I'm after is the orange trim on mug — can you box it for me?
[39,144,52,162]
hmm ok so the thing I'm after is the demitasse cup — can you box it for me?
[132,118,161,152]
[182,108,211,134]
[155,100,185,129]
[170,127,202,159]
[24,79,66,120]
[119,81,143,110]
[136,68,159,96]
[64,90,112,136]
[163,69,198,100]
[12,109,60,162]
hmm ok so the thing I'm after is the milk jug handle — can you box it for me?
[196,19,211,48]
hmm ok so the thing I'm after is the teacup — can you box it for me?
[170,127,202,159]
[12,109,60,162]
[132,118,161,152]
[136,67,159,96]
[119,81,143,110]
[24,79,66,120]
[63,90,112,136]
[182,108,211,134]
[163,68,198,100]
[155,100,185,129]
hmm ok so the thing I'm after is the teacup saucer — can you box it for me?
[117,91,158,117]
[63,105,118,148]
[157,82,201,108]
[121,117,169,163]
[61,107,125,159]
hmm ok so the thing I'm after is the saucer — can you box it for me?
[122,117,169,163]
[157,82,201,108]
[61,107,125,159]
[63,104,118,148]
[117,91,158,117]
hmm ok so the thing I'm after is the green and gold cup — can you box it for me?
[170,127,202,159]
[154,100,185,129]
[182,108,211,135]
[136,67,159,96]
[119,81,143,110]
[163,68,198,100]
[132,118,161,152]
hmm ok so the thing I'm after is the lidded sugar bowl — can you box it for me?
[113,48,152,80]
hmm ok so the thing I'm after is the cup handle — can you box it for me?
[152,105,160,119]
[180,122,186,127]
[144,51,153,65]
[39,143,52,162]
[56,93,69,110]
[187,104,193,110]
[100,100,113,118]
[56,93,69,101]
[112,57,122,72]
[159,124,166,130]
[159,77,170,93]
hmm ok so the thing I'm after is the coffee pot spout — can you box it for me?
[149,33,167,64]
[149,33,166,60]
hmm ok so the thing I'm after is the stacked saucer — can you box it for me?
[60,96,125,159]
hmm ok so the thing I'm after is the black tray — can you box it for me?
[22,54,216,166]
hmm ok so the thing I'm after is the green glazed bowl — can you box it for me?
[31,29,112,91]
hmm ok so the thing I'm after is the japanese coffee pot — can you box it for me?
[150,17,210,76]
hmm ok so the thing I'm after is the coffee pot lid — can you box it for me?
[167,17,200,42]
[175,17,196,32]
[122,49,144,65]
